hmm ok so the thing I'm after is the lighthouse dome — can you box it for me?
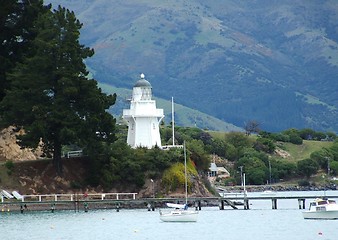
[134,73,152,88]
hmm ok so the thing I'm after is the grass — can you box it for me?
[278,140,333,162]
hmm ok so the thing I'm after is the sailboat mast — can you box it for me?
[184,141,187,204]
[172,97,175,146]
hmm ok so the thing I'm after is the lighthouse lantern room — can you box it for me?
[123,74,164,148]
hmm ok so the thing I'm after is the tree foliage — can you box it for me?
[0,0,49,102]
[253,137,276,153]
[310,149,333,170]
[236,155,267,185]
[273,160,297,181]
[0,5,116,175]
[297,158,319,178]
[161,160,197,193]
[244,120,260,135]
[188,139,210,171]
[330,161,338,175]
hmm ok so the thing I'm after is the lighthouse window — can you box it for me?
[153,123,155,129]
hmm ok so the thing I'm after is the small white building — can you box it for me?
[123,74,164,148]
[208,162,230,179]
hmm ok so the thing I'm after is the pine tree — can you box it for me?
[1,5,116,175]
[0,0,48,102]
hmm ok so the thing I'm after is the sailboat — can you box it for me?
[159,141,199,222]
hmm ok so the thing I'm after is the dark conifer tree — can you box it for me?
[0,0,48,102]
[1,5,116,175]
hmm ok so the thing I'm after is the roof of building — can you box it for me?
[134,74,152,88]
[217,167,230,174]
[209,162,218,172]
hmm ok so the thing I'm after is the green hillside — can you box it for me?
[99,83,243,132]
[277,140,334,162]
[209,131,334,162]
[47,0,338,133]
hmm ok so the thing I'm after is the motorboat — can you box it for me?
[159,141,198,222]
[302,197,338,220]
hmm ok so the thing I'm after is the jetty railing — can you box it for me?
[1,193,138,203]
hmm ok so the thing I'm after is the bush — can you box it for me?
[5,160,14,175]
[289,134,303,145]
[330,161,338,175]
[297,158,319,178]
[270,133,290,142]
[223,177,236,186]
[298,179,310,187]
[254,137,276,153]
[5,160,14,171]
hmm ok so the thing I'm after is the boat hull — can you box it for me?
[159,210,198,222]
[303,211,338,220]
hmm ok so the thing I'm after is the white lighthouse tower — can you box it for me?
[123,74,164,148]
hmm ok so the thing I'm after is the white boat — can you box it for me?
[159,207,198,222]
[302,198,338,220]
[159,141,198,222]
[165,203,187,209]
[260,190,276,196]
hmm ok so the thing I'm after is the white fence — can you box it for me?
[1,192,138,203]
[66,150,83,158]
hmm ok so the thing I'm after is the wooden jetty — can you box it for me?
[1,191,338,213]
[0,192,139,213]
[218,192,338,210]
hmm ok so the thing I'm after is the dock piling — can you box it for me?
[298,199,306,209]
[272,198,277,209]
[219,200,224,210]
[244,199,249,210]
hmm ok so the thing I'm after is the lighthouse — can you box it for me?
[123,74,164,148]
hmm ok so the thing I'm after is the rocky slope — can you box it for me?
[0,126,43,161]
[0,157,213,197]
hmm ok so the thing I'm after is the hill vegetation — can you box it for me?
[1,125,337,196]
[46,0,338,133]
[1,1,338,198]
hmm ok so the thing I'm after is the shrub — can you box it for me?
[289,134,303,145]
[5,160,14,171]
[223,177,236,186]
[5,161,14,175]
[298,179,310,187]
[254,137,276,153]
[297,158,319,178]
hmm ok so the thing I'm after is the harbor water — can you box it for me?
[2,191,338,240]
